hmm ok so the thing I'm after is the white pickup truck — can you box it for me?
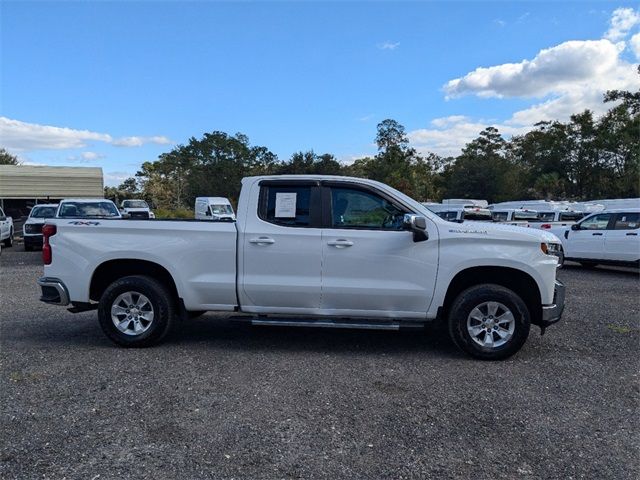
[38,175,565,360]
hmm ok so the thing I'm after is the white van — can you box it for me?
[195,197,236,221]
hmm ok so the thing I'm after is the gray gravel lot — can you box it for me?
[1,248,639,479]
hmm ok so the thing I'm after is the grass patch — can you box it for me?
[607,324,632,334]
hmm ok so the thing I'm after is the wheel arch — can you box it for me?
[89,259,180,303]
[440,266,542,326]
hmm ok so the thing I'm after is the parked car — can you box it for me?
[425,204,493,223]
[23,204,58,251]
[56,199,122,219]
[195,197,236,221]
[121,199,155,219]
[558,208,640,268]
[530,210,584,230]
[490,209,538,226]
[38,175,565,360]
[0,206,14,247]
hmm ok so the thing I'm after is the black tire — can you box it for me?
[3,229,13,247]
[580,262,598,268]
[98,275,177,347]
[448,284,531,360]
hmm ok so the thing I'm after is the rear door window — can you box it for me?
[259,184,318,227]
[613,213,640,230]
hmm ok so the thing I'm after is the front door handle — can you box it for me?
[249,236,275,245]
[327,239,354,248]
[592,232,603,236]
[626,232,638,236]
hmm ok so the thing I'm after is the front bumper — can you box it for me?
[37,277,70,306]
[541,280,565,326]
[24,234,43,247]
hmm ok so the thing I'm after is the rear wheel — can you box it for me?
[98,275,176,347]
[448,284,531,360]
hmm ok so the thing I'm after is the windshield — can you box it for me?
[463,211,492,221]
[211,204,233,215]
[58,201,120,218]
[559,212,584,221]
[122,200,149,209]
[513,211,538,220]
[30,206,57,218]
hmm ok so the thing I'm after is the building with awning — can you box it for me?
[0,165,103,219]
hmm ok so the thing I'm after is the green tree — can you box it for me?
[0,148,19,165]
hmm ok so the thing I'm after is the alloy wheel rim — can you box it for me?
[466,301,515,348]
[111,291,154,336]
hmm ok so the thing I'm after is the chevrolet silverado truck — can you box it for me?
[37,175,565,360]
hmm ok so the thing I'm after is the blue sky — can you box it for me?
[2,1,639,185]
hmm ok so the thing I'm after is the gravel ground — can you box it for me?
[1,248,639,479]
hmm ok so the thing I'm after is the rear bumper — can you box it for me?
[37,277,70,306]
[541,280,565,326]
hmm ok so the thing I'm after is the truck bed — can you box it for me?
[45,218,239,311]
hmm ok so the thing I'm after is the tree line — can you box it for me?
[107,80,637,209]
[3,79,637,208]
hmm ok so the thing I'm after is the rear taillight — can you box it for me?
[42,224,57,265]
[541,224,552,229]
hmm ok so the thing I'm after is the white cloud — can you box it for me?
[104,171,134,187]
[630,32,640,60]
[494,19,506,27]
[444,39,626,99]
[0,117,112,150]
[0,116,171,151]
[604,7,640,42]
[67,151,106,162]
[378,41,400,50]
[411,8,640,157]
[408,117,528,157]
[112,136,172,147]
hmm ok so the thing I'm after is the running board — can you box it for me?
[248,318,413,331]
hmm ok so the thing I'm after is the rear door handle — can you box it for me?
[249,236,275,245]
[592,233,603,236]
[626,232,638,236]
[327,239,354,248]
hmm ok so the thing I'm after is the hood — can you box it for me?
[25,217,47,225]
[443,221,562,244]
[123,207,150,213]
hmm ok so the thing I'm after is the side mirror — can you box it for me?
[205,210,212,216]
[404,214,428,242]
[571,224,580,230]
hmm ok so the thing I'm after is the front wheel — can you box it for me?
[98,275,176,347]
[448,284,531,360]
[3,229,13,247]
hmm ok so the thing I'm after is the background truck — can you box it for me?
[0,206,13,247]
[194,197,236,221]
[23,204,58,251]
[38,175,565,360]
[120,199,155,219]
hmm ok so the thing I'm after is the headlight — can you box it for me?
[541,242,563,256]
[149,212,155,219]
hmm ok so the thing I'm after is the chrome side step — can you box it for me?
[250,318,401,330]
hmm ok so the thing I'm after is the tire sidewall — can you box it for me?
[98,276,174,347]
[449,284,531,360]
